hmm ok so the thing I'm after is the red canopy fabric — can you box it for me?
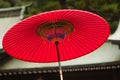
[2,9,110,63]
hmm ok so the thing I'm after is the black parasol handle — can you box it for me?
[55,41,64,80]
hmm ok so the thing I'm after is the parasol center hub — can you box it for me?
[37,21,73,43]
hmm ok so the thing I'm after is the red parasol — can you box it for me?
[2,9,110,80]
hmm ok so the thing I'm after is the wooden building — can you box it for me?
[0,5,120,80]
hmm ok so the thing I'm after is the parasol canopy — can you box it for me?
[2,9,110,63]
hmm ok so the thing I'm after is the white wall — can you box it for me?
[108,20,120,40]
[0,17,20,48]
[0,42,120,70]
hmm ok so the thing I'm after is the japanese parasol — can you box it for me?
[2,9,110,80]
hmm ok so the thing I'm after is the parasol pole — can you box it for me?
[55,41,64,80]
[54,23,64,80]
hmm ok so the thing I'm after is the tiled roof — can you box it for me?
[0,61,120,76]
[0,3,32,49]
[0,3,120,75]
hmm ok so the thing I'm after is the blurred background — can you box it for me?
[0,0,119,33]
[0,0,120,80]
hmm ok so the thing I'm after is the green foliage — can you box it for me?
[66,0,120,34]
[0,0,31,8]
[0,0,10,8]
[31,0,60,12]
[42,1,60,11]
[101,3,118,13]
[109,21,119,33]
[0,0,119,34]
